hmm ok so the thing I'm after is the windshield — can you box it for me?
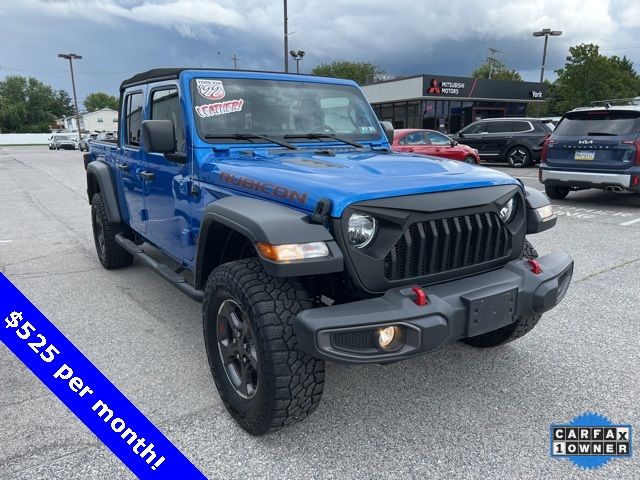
[57,136,70,140]
[555,110,640,136]
[190,78,382,144]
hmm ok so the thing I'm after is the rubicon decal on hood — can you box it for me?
[219,172,308,205]
[195,99,244,118]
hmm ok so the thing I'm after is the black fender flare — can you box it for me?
[524,186,556,234]
[195,196,343,285]
[86,161,122,224]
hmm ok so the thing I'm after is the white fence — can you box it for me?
[0,133,52,145]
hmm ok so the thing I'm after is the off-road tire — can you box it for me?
[203,258,325,435]
[91,193,133,269]
[460,240,542,348]
[545,185,570,200]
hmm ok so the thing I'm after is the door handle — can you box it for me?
[116,162,129,172]
[406,148,414,152]
[140,171,155,181]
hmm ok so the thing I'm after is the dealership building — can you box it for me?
[361,74,545,134]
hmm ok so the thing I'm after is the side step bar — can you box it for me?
[115,233,204,303]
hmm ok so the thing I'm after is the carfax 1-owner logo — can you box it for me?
[550,412,633,470]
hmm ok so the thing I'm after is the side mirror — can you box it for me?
[380,121,394,144]
[458,132,465,138]
[451,140,458,146]
[142,120,186,163]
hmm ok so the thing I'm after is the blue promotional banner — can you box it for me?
[0,273,206,479]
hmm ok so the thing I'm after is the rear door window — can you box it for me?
[485,122,510,133]
[403,132,429,145]
[555,110,640,136]
[124,92,144,147]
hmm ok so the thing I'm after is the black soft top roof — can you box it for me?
[120,68,184,91]
[119,67,309,91]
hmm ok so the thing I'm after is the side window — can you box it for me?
[427,131,451,145]
[151,88,186,152]
[124,92,144,146]
[486,122,509,133]
[404,132,428,145]
[509,121,532,133]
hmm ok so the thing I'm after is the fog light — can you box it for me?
[375,326,404,352]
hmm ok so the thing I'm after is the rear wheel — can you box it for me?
[545,185,570,200]
[460,240,542,348]
[203,258,325,435]
[91,193,133,269]
[506,146,531,167]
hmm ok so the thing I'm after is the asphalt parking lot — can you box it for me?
[1,146,638,479]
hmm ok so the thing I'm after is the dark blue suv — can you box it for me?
[540,107,640,199]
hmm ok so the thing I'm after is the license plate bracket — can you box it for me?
[574,150,595,160]
[462,287,518,337]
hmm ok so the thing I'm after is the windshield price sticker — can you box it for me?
[196,79,226,100]
[0,274,205,479]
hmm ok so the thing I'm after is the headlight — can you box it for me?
[499,197,516,223]
[347,212,377,248]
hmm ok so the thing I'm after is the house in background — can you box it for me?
[61,108,118,132]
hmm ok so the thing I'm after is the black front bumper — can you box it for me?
[294,250,573,364]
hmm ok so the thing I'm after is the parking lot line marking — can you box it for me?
[619,218,640,226]
[0,240,14,243]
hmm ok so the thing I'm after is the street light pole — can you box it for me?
[283,0,289,73]
[289,50,305,74]
[58,53,83,145]
[533,28,562,116]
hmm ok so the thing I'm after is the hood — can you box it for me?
[197,148,519,216]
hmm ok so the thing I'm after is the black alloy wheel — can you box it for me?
[216,299,259,399]
[506,146,530,167]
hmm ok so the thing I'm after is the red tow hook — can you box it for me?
[527,259,543,275]
[411,287,429,306]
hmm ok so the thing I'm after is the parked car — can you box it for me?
[95,132,116,142]
[48,134,76,150]
[85,67,572,435]
[79,133,97,152]
[392,129,479,164]
[539,106,640,199]
[450,117,553,167]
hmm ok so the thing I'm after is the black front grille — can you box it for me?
[332,330,376,351]
[383,212,512,281]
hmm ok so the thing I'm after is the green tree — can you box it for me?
[53,89,75,117]
[311,61,385,85]
[550,43,640,114]
[0,75,63,132]
[84,91,118,112]
[472,59,522,81]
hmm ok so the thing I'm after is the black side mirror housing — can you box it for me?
[451,140,458,146]
[141,120,186,164]
[380,121,394,144]
[142,119,176,154]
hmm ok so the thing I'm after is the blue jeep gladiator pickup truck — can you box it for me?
[85,68,573,435]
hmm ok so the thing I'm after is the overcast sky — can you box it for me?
[1,0,639,109]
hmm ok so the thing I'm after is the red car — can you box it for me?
[392,129,480,164]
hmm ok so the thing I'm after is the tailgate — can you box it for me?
[546,110,640,170]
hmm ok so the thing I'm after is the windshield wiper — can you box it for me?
[204,133,298,150]
[283,133,364,148]
[586,132,617,136]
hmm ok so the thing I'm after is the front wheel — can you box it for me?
[203,258,325,435]
[463,155,477,164]
[460,240,542,348]
[506,146,531,167]
[545,185,570,200]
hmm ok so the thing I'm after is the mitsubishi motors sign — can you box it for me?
[423,74,545,100]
